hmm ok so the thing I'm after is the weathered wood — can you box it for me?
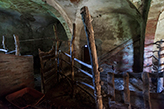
[81,6,103,109]
[142,72,151,109]
[0,53,34,97]
[70,23,76,97]
[2,35,6,49]
[38,49,46,93]
[59,57,92,78]
[13,34,20,56]
[113,72,163,78]
[76,83,95,99]
[63,52,92,69]
[123,72,131,109]
[107,72,115,107]
[78,81,94,90]
[38,47,57,93]
[53,25,59,83]
[59,50,63,74]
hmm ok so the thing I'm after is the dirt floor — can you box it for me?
[0,78,96,109]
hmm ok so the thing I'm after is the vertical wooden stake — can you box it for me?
[123,72,131,109]
[81,6,103,109]
[38,49,46,94]
[59,50,62,73]
[142,72,151,109]
[53,25,59,83]
[70,23,76,98]
[2,36,6,49]
[13,34,20,56]
[107,72,115,107]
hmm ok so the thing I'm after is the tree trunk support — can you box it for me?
[80,6,103,109]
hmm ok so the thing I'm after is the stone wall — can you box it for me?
[0,8,68,56]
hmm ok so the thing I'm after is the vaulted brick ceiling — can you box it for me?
[0,0,164,57]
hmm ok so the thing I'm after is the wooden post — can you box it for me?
[158,39,164,88]
[81,6,103,109]
[70,23,76,97]
[38,49,46,93]
[59,50,63,73]
[2,36,6,49]
[53,25,59,83]
[107,72,115,107]
[142,72,151,109]
[123,72,131,109]
[13,34,20,56]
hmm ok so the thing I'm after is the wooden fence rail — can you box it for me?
[107,72,154,109]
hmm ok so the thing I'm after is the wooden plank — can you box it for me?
[43,67,56,79]
[44,73,56,84]
[59,57,93,78]
[142,72,151,109]
[0,53,34,97]
[123,72,131,109]
[78,81,94,90]
[63,52,92,69]
[41,54,56,60]
[107,72,115,107]
[43,64,55,72]
[38,47,56,93]
[76,83,94,99]
[81,6,103,109]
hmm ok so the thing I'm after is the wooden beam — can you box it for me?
[142,72,151,109]
[80,6,103,109]
[123,72,131,109]
[70,23,76,97]
[107,72,115,107]
[53,25,59,83]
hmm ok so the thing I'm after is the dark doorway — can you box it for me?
[84,45,90,64]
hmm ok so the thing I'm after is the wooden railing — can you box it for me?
[107,72,156,109]
[58,50,94,97]
[0,35,20,55]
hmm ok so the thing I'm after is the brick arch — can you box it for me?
[154,11,164,42]
[34,0,73,41]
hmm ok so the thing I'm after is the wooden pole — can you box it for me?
[80,6,103,109]
[107,72,115,107]
[38,49,46,93]
[2,36,6,49]
[53,25,59,83]
[123,72,131,109]
[70,23,76,97]
[13,34,20,56]
[142,72,151,109]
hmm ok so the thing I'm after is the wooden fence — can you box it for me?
[0,34,20,55]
